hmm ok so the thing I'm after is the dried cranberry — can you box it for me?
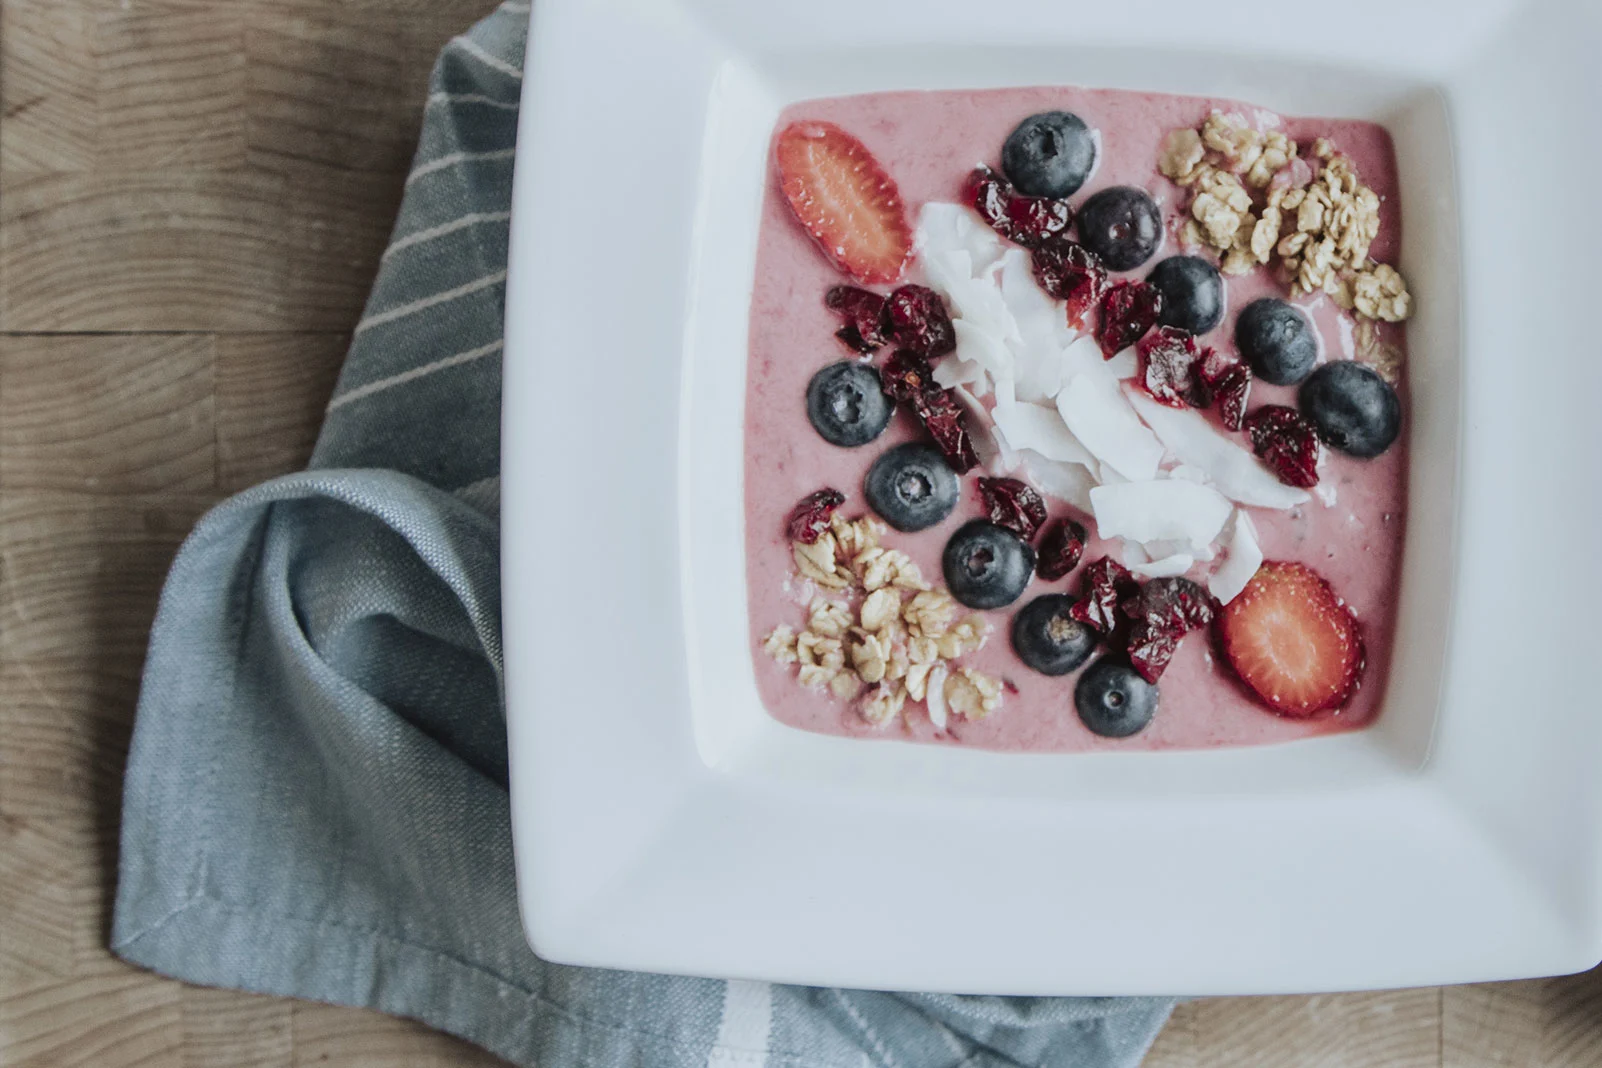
[882,284,956,359]
[978,477,1048,540]
[879,349,933,403]
[824,285,888,353]
[1245,405,1322,488]
[1211,364,1252,431]
[1069,558,1140,637]
[786,488,846,544]
[1035,517,1087,580]
[964,166,1012,239]
[1031,243,1106,328]
[1095,280,1162,358]
[1125,626,1179,684]
[1120,577,1214,682]
[1137,326,1205,408]
[912,388,980,474]
[1003,194,1073,249]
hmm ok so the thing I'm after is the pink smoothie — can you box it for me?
[743,86,1409,752]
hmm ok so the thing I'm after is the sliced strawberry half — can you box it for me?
[1216,561,1364,717]
[775,121,912,285]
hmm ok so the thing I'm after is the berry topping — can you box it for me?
[1147,255,1225,335]
[961,165,1074,249]
[1136,326,1206,409]
[1069,557,1140,637]
[824,285,888,353]
[1235,298,1318,386]
[1076,186,1163,271]
[1035,517,1087,580]
[1002,194,1073,249]
[1245,405,1322,488]
[875,350,980,473]
[1096,280,1163,358]
[913,387,981,474]
[1197,350,1252,431]
[1298,360,1402,459]
[878,349,934,403]
[1216,561,1364,717]
[882,284,956,359]
[1031,243,1106,328]
[1075,657,1159,738]
[775,121,912,285]
[1119,576,1214,683]
[1012,594,1097,676]
[964,165,1011,234]
[942,520,1036,610]
[786,488,846,544]
[977,477,1048,541]
[806,361,893,447]
[864,443,961,532]
[1001,111,1098,198]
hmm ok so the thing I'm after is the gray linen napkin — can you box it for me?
[110,3,1177,1064]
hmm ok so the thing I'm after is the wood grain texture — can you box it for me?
[215,333,346,491]
[2,0,1599,1065]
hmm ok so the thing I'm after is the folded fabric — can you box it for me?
[110,3,1176,1064]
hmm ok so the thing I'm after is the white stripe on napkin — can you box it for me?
[352,270,506,336]
[327,340,503,412]
[707,980,772,1067]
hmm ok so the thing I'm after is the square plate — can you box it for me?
[503,0,1602,994]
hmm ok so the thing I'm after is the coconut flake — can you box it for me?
[1057,367,1165,483]
[1000,248,1076,402]
[950,319,1014,390]
[1209,511,1263,604]
[932,352,988,393]
[916,202,1007,278]
[1105,346,1139,379]
[1017,451,1096,513]
[1090,479,1233,551]
[1130,553,1196,578]
[992,399,1096,467]
[1056,334,1106,388]
[952,385,1018,474]
[1125,390,1310,510]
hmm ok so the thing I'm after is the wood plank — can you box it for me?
[291,1001,512,1068]
[1,0,247,174]
[0,166,400,331]
[245,5,476,174]
[0,493,216,825]
[0,965,183,1068]
[1444,970,1602,1068]
[0,334,217,496]
[1143,989,1440,1068]
[180,986,294,1068]
[214,333,346,491]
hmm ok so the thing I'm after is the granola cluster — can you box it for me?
[765,511,1002,728]
[1160,114,1412,324]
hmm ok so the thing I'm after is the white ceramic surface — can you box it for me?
[503,0,1602,994]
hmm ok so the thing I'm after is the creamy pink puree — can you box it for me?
[744,86,1409,752]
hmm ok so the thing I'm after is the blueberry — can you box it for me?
[1236,298,1318,385]
[864,443,960,532]
[806,361,893,447]
[1011,594,1097,676]
[1074,657,1159,738]
[1076,186,1162,271]
[1298,360,1402,458]
[1147,255,1224,334]
[943,520,1035,610]
[1001,111,1097,199]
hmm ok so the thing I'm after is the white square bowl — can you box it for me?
[502,0,1602,994]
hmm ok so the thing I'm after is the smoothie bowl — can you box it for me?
[505,0,1601,994]
[748,90,1412,753]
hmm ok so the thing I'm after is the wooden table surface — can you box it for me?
[1,2,1599,1065]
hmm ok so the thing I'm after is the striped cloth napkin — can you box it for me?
[110,3,1176,1064]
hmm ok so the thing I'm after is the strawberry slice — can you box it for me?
[775,121,912,285]
[1216,561,1364,717]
